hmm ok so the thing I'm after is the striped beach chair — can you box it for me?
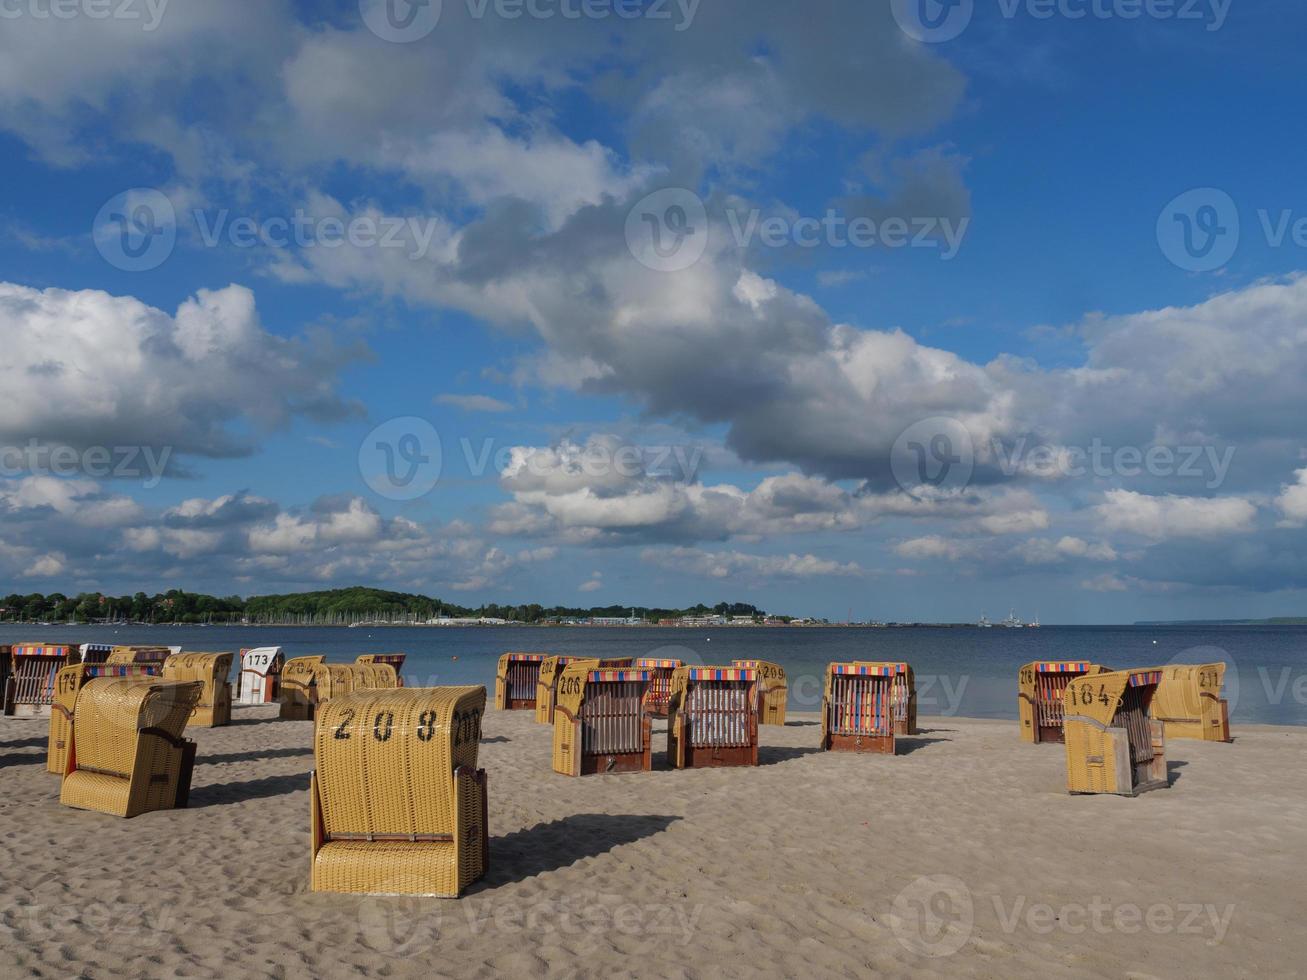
[59,678,202,818]
[356,653,407,687]
[279,655,327,720]
[495,653,547,710]
[820,662,896,754]
[80,643,115,665]
[536,656,634,725]
[1064,668,1168,796]
[1152,663,1231,742]
[4,643,80,718]
[47,663,163,775]
[552,665,653,776]
[236,647,284,705]
[162,653,233,728]
[105,646,176,669]
[667,666,759,768]
[633,657,684,717]
[732,659,787,725]
[310,686,488,896]
[854,662,915,735]
[1018,661,1110,744]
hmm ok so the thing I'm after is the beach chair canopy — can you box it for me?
[1063,668,1167,796]
[668,666,759,768]
[552,665,653,776]
[311,686,488,896]
[495,653,547,710]
[5,643,81,717]
[59,678,202,818]
[105,646,174,667]
[821,662,897,754]
[535,656,633,724]
[279,655,328,720]
[80,643,115,665]
[1018,661,1110,744]
[162,652,233,728]
[48,663,163,775]
[633,657,684,718]
[1152,663,1231,742]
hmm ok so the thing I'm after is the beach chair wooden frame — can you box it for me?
[48,663,163,775]
[634,658,684,718]
[1152,664,1231,742]
[236,647,284,705]
[730,659,787,725]
[310,686,488,897]
[356,653,407,687]
[1063,668,1168,796]
[495,653,546,710]
[1018,661,1110,743]
[821,663,896,754]
[667,667,759,768]
[59,678,202,818]
[552,665,653,776]
[105,646,175,669]
[4,643,80,718]
[535,657,633,725]
[162,653,233,728]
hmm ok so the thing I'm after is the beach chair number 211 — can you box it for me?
[331,707,482,745]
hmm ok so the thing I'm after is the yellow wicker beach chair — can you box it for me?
[731,659,787,725]
[4,642,81,718]
[495,653,547,710]
[236,647,284,705]
[161,653,233,728]
[667,666,759,768]
[105,646,175,669]
[1063,668,1168,796]
[535,656,634,725]
[1018,661,1111,743]
[356,653,407,687]
[634,657,684,718]
[820,662,896,754]
[310,686,488,896]
[1152,664,1231,742]
[280,655,327,720]
[47,663,163,775]
[59,678,202,818]
[552,664,653,776]
[854,662,915,735]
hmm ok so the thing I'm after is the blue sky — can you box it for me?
[2,0,1307,622]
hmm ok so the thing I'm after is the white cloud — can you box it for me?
[1094,489,1257,540]
[1275,468,1307,527]
[435,394,514,413]
[643,547,862,580]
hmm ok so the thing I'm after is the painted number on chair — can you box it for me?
[332,707,356,739]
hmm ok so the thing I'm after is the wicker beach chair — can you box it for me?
[535,657,634,725]
[280,655,327,720]
[161,653,233,728]
[105,646,175,669]
[235,647,284,705]
[634,657,684,718]
[495,653,547,710]
[4,643,80,718]
[854,662,915,735]
[356,653,407,687]
[731,659,788,726]
[1152,664,1231,742]
[310,686,488,897]
[552,664,653,776]
[667,666,759,768]
[80,643,115,665]
[47,663,162,775]
[1063,668,1168,796]
[59,678,202,818]
[820,662,897,754]
[1018,661,1111,744]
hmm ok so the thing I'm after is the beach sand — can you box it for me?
[1,707,1304,978]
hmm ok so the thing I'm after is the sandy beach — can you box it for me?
[2,706,1304,978]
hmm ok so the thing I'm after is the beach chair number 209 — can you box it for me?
[330,706,482,744]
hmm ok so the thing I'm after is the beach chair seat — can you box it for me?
[668,667,759,768]
[552,665,652,776]
[1064,668,1168,796]
[535,656,633,724]
[820,662,896,754]
[48,663,164,774]
[59,678,202,818]
[634,658,684,718]
[731,659,788,725]
[495,653,547,710]
[236,647,284,705]
[355,653,407,687]
[162,653,233,727]
[1018,661,1110,743]
[310,686,488,896]
[279,655,327,719]
[4,643,80,718]
[1152,664,1231,742]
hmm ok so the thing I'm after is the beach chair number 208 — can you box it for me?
[329,707,483,744]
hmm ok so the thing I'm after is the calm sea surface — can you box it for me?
[4,624,1305,725]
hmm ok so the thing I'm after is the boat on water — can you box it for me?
[978,613,993,628]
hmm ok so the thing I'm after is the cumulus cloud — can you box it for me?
[1094,489,1258,540]
[1275,468,1307,526]
[642,547,862,580]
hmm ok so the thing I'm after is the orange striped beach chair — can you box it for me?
[536,656,633,725]
[495,653,547,710]
[820,662,897,755]
[4,643,81,718]
[667,666,759,768]
[633,657,683,717]
[552,665,653,776]
[1018,661,1110,744]
[1064,668,1168,796]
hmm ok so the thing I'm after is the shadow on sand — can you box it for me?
[482,813,681,888]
